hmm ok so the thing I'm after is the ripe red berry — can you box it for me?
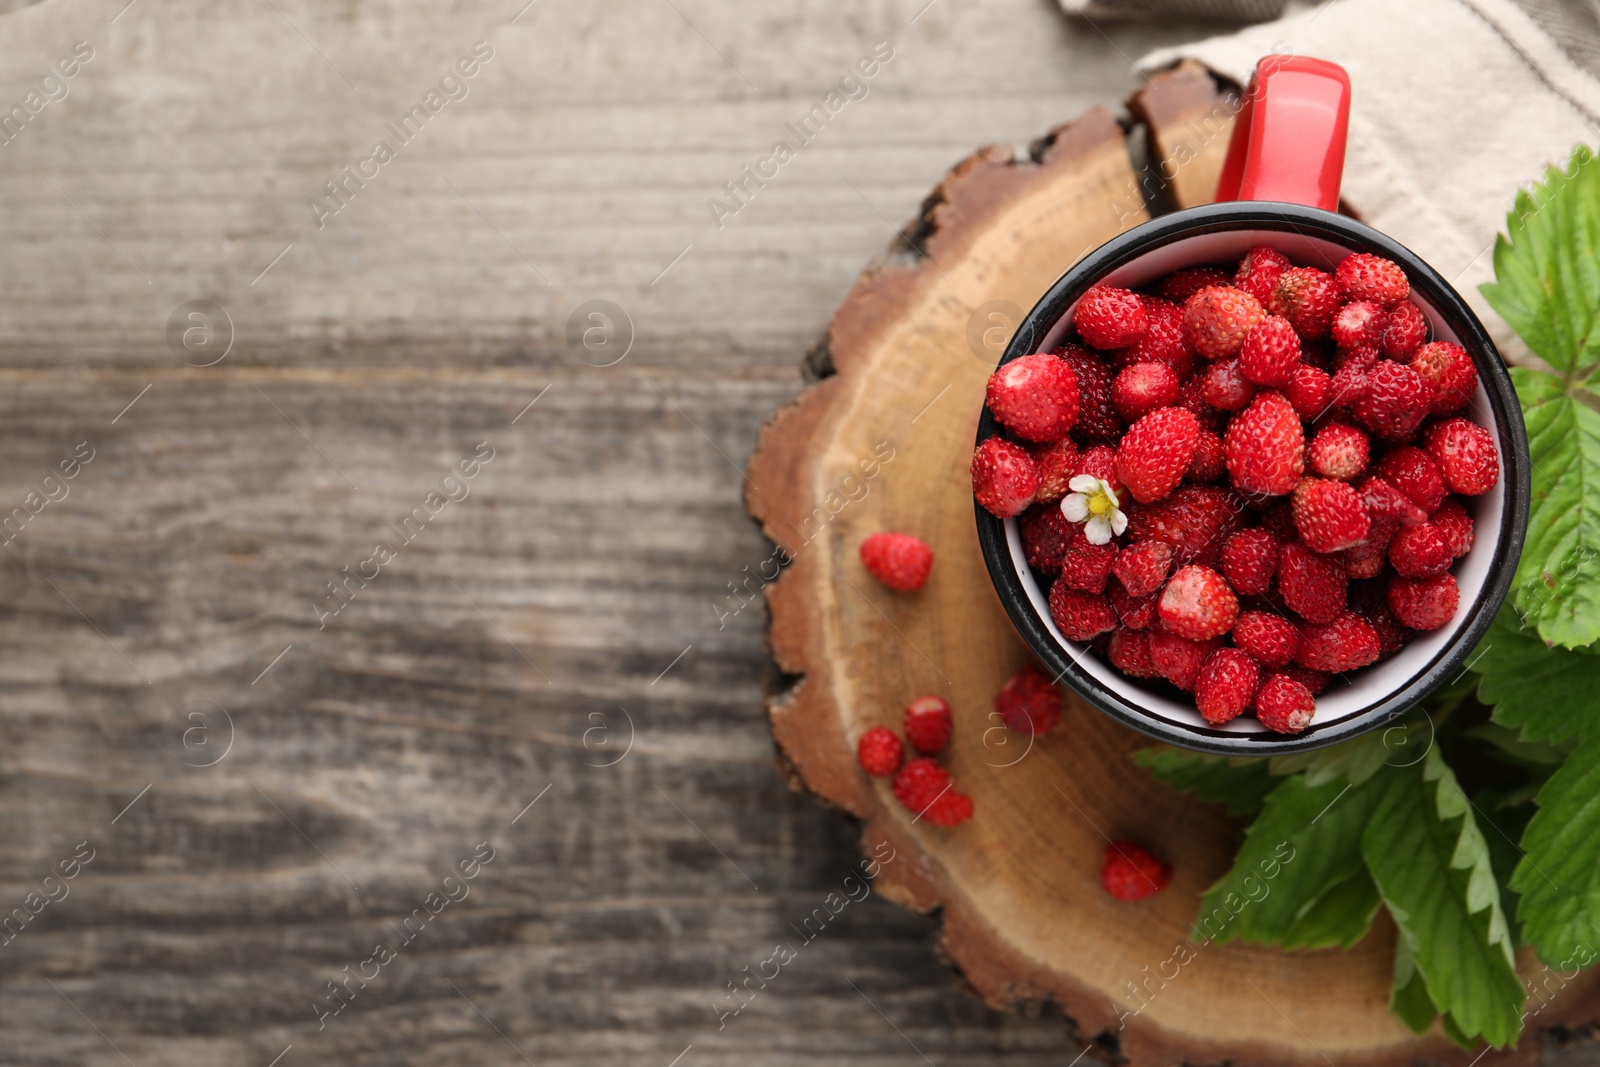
[1075,286,1148,350]
[1352,361,1435,442]
[1125,485,1245,566]
[1160,266,1232,304]
[1340,513,1398,579]
[1158,564,1239,641]
[1235,246,1292,305]
[1292,477,1372,554]
[1183,286,1265,360]
[1380,301,1429,360]
[1431,498,1474,558]
[1224,391,1305,496]
[1195,648,1260,724]
[972,438,1040,518]
[986,353,1080,442]
[1147,627,1221,691]
[1308,422,1371,481]
[1285,363,1335,421]
[1101,840,1172,901]
[1202,358,1256,412]
[1359,475,1430,527]
[860,532,934,592]
[903,695,953,755]
[1061,541,1120,594]
[1388,522,1453,578]
[1175,375,1223,433]
[1113,362,1181,423]
[1423,417,1499,495]
[1387,573,1460,631]
[1374,447,1448,514]
[1075,443,1121,489]
[1220,528,1279,596]
[1121,297,1197,379]
[1110,584,1159,630]
[892,758,972,826]
[1187,430,1226,483]
[857,726,903,776]
[1057,347,1122,442]
[1116,407,1200,504]
[993,664,1063,736]
[1049,581,1118,641]
[1295,611,1381,672]
[1030,437,1080,504]
[1279,542,1348,624]
[1335,253,1409,306]
[1268,267,1341,339]
[1255,674,1316,734]
[1112,540,1173,597]
[1021,504,1079,575]
[1108,628,1161,677]
[1233,611,1299,667]
[1239,315,1302,387]
[1331,300,1387,350]
[1411,342,1479,416]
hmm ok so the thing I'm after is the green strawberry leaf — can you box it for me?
[1471,608,1600,744]
[1279,869,1382,951]
[1361,749,1524,1048]
[1391,938,1439,1035]
[1512,735,1600,967]
[1133,746,1276,817]
[1193,772,1383,946]
[1480,145,1600,648]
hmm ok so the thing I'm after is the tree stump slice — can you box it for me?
[745,63,1600,1066]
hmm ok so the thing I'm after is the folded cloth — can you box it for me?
[1133,0,1600,362]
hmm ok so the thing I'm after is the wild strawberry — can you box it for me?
[1232,611,1299,667]
[1268,267,1340,339]
[1329,357,1370,415]
[1292,478,1371,554]
[1280,664,1333,695]
[1110,584,1159,630]
[1101,840,1172,901]
[994,664,1063,735]
[1380,302,1429,360]
[1285,364,1334,421]
[1116,407,1200,504]
[1075,286,1148,350]
[1387,573,1459,631]
[1175,375,1223,433]
[1331,301,1387,350]
[1431,498,1474,558]
[1220,528,1279,596]
[1374,447,1448,514]
[1108,628,1162,677]
[1224,391,1305,496]
[1335,253,1409,306]
[1239,315,1302,387]
[986,353,1080,442]
[1235,246,1292,305]
[1021,504,1079,575]
[972,438,1040,517]
[1423,417,1499,495]
[1333,341,1380,375]
[1184,286,1265,360]
[1194,648,1260,724]
[1203,358,1256,412]
[1113,362,1181,423]
[1295,611,1381,672]
[1340,513,1398,579]
[1388,522,1452,578]
[903,695,953,755]
[1255,674,1316,734]
[1030,437,1080,503]
[1158,565,1239,641]
[1366,603,1413,658]
[1411,342,1478,415]
[1112,540,1173,597]
[1352,362,1435,442]
[1121,297,1197,379]
[1049,581,1117,641]
[1359,475,1429,527]
[860,532,934,592]
[857,726,903,776]
[1075,444,1121,490]
[1057,347,1122,442]
[924,791,974,827]
[1279,542,1347,624]
[1160,266,1232,304]
[893,758,972,826]
[1147,627,1221,691]
[1183,430,1224,484]
[1126,485,1245,566]
[1061,540,1119,594]
[1308,422,1371,481]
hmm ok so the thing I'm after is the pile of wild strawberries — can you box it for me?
[972,250,1499,735]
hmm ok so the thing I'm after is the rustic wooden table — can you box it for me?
[0,1,1591,1064]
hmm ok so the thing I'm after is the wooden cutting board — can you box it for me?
[743,60,1600,1067]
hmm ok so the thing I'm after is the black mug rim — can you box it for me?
[973,201,1531,756]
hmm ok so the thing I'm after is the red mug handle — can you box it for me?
[1214,55,1351,211]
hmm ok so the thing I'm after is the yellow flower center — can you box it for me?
[1087,490,1115,518]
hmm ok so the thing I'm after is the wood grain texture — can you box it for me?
[744,51,1600,1067]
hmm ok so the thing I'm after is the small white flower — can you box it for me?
[1060,474,1127,546]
